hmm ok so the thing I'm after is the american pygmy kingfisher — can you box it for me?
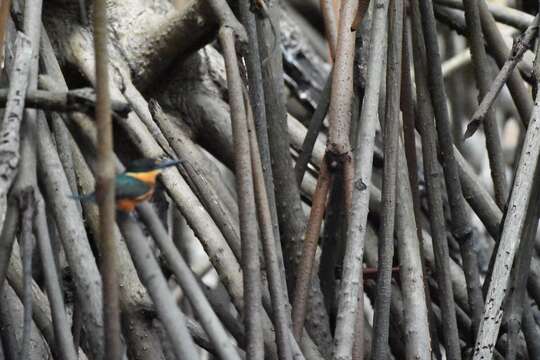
[75,158,182,212]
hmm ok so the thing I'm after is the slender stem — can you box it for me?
[18,189,35,360]
[292,159,332,340]
[295,73,332,186]
[219,26,264,359]
[238,0,290,321]
[93,1,121,358]
[503,169,539,360]
[464,16,539,139]
[472,63,540,360]
[320,0,338,58]
[137,204,241,360]
[247,99,293,360]
[34,192,78,360]
[117,213,200,360]
[462,0,508,208]
[411,1,462,357]
[334,1,389,359]
[401,18,443,359]
[371,0,402,357]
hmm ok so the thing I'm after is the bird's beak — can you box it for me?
[155,158,183,169]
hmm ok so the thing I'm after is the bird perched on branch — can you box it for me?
[73,158,182,212]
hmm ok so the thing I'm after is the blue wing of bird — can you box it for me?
[115,174,151,199]
[69,174,150,202]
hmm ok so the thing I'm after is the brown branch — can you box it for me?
[247,97,293,359]
[292,159,332,340]
[320,0,338,57]
[93,1,121,358]
[219,26,264,358]
[334,0,388,358]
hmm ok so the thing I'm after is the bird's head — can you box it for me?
[125,158,183,173]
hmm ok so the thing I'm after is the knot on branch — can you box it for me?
[325,150,352,173]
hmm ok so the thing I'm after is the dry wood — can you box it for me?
[334,1,389,359]
[0,34,31,234]
[462,0,508,208]
[93,0,121,358]
[219,26,264,359]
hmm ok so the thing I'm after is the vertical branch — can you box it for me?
[334,1,389,359]
[93,0,120,358]
[0,0,10,67]
[462,0,507,208]
[477,0,533,126]
[257,0,333,349]
[292,159,332,340]
[117,213,200,360]
[238,0,289,319]
[320,0,338,57]
[246,98,293,360]
[33,191,78,360]
[136,204,241,360]
[504,172,539,360]
[219,26,264,359]
[473,23,540,360]
[294,0,358,345]
[17,188,35,360]
[371,0,403,357]
[401,18,442,359]
[0,34,32,234]
[416,0,484,356]
[411,0,462,356]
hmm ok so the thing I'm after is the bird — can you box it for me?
[73,158,182,212]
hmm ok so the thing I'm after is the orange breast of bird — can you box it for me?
[116,170,160,212]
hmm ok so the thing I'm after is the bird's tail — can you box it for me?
[68,192,96,203]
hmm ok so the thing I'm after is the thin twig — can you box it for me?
[117,212,200,360]
[320,0,338,57]
[464,16,539,139]
[246,95,293,360]
[34,191,78,360]
[462,0,508,208]
[93,0,121,358]
[18,188,35,360]
[238,0,289,325]
[0,87,130,115]
[401,18,442,360]
[0,34,32,235]
[371,0,402,357]
[411,0,461,359]
[0,0,11,67]
[256,0,333,350]
[295,72,332,186]
[435,0,534,30]
[503,169,540,360]
[219,26,264,359]
[292,159,332,340]
[0,200,18,292]
[472,60,540,360]
[137,204,241,360]
[334,1,389,359]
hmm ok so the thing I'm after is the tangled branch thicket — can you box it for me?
[1,0,540,359]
